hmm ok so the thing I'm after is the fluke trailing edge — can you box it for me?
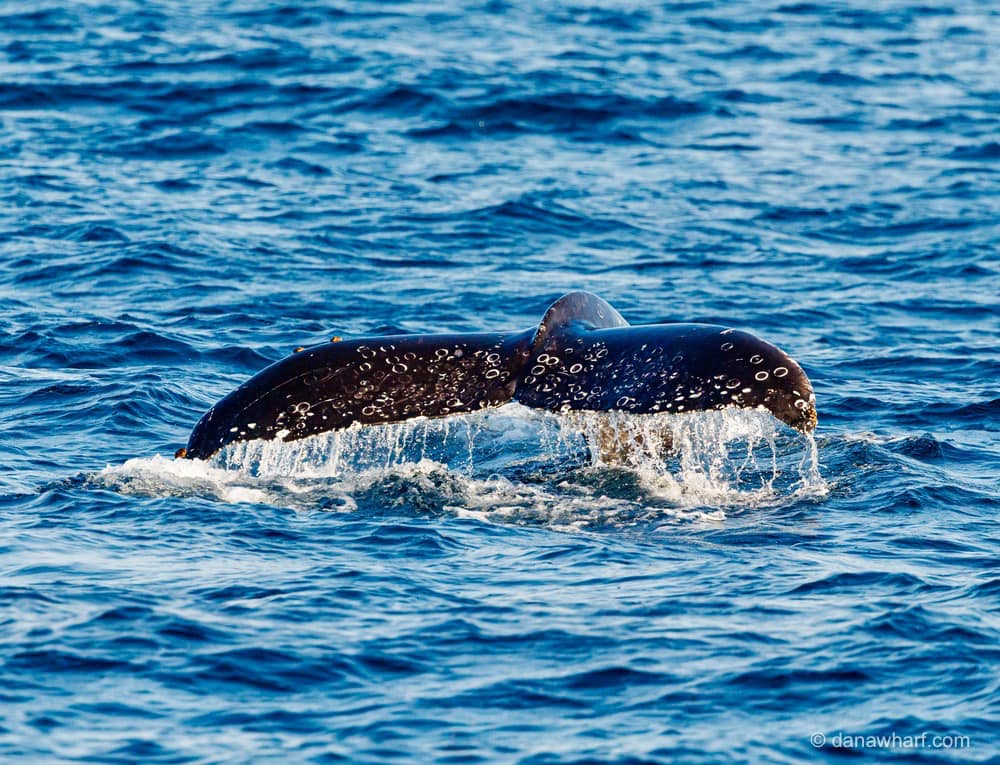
[179,292,817,460]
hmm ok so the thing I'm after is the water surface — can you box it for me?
[1,1,998,762]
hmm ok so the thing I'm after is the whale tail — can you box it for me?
[517,294,816,434]
[182,292,816,459]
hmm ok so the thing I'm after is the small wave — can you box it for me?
[270,157,331,176]
[455,93,706,135]
[948,142,1000,161]
[0,8,76,33]
[782,70,872,87]
[112,132,227,160]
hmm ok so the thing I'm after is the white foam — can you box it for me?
[93,454,275,506]
[90,405,826,527]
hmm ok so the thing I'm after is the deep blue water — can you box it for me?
[1,0,998,762]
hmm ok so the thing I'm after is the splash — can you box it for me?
[93,405,825,527]
[549,406,826,509]
[93,453,279,506]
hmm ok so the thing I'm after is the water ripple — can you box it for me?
[1,0,997,762]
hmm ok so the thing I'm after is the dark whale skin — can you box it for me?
[182,292,816,459]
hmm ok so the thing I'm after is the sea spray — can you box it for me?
[93,405,824,524]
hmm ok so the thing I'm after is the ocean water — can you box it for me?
[1,0,998,762]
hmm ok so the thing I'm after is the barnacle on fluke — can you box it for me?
[181,292,816,460]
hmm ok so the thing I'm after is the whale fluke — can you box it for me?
[181,292,816,460]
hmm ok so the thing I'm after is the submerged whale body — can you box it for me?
[180,292,817,460]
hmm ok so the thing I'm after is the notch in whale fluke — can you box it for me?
[180,292,816,460]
